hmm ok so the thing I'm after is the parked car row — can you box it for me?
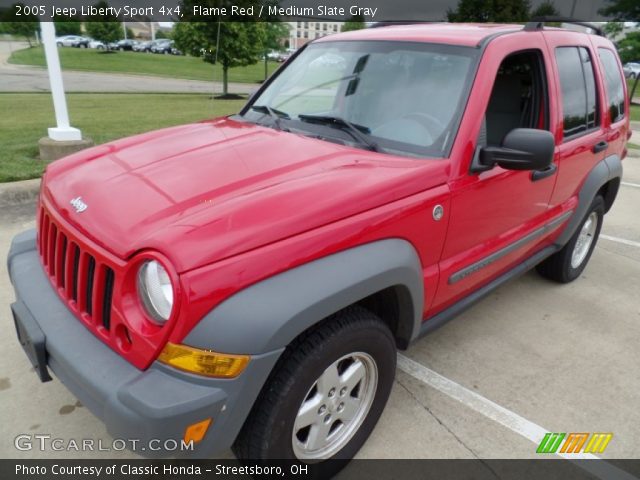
[54,36,183,55]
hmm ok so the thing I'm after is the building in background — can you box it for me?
[288,22,344,49]
[125,22,173,40]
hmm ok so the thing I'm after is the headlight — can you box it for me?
[137,260,174,325]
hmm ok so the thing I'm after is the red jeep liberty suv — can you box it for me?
[8,22,628,470]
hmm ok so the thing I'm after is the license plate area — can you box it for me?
[11,302,52,382]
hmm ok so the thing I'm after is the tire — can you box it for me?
[536,195,604,283]
[233,306,396,475]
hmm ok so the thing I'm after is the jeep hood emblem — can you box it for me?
[70,196,88,213]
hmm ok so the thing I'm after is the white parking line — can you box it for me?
[621,181,640,189]
[601,234,640,249]
[397,354,638,480]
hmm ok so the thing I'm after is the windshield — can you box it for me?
[242,41,479,158]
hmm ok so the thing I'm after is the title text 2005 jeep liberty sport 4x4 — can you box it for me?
[8,22,628,469]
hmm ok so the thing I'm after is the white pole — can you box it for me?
[123,22,127,40]
[150,21,155,41]
[40,22,81,141]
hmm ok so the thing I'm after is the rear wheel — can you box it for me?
[536,195,604,283]
[233,307,396,475]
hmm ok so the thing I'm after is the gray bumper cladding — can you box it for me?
[7,229,282,458]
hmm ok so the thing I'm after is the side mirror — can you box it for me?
[478,128,555,171]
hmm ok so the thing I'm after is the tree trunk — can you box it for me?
[632,76,639,106]
[223,66,228,96]
[264,53,268,81]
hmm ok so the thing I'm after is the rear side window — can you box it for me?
[598,48,626,123]
[555,47,599,139]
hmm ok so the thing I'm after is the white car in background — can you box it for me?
[623,62,640,79]
[88,38,106,50]
[55,35,84,47]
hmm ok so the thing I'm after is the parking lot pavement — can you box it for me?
[0,41,255,94]
[1,157,639,463]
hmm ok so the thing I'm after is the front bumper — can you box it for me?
[7,229,282,458]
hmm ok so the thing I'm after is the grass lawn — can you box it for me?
[0,93,245,182]
[9,46,280,83]
[631,104,640,122]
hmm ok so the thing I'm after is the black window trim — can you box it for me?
[556,45,602,144]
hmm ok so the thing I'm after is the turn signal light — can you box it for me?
[158,343,250,378]
[184,418,212,444]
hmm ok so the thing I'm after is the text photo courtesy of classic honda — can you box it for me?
[7,21,628,475]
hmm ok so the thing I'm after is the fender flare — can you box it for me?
[554,154,622,247]
[183,239,424,354]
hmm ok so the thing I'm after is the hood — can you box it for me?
[44,118,448,272]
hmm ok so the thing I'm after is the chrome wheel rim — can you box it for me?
[292,352,377,460]
[571,212,598,269]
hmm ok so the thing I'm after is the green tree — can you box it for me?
[530,0,560,18]
[54,20,82,36]
[447,0,531,22]
[343,14,366,32]
[603,21,624,39]
[174,21,266,96]
[4,3,38,46]
[85,2,121,48]
[618,31,640,63]
[599,0,640,21]
[262,22,289,80]
[125,26,135,39]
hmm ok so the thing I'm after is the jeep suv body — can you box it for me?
[8,23,628,469]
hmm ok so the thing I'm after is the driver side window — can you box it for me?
[483,50,549,147]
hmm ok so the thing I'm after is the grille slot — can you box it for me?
[72,245,80,302]
[103,268,115,331]
[85,256,96,316]
[56,233,67,289]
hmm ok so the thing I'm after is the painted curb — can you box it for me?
[0,178,40,207]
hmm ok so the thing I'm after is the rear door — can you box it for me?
[542,33,608,212]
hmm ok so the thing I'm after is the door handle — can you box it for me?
[592,141,608,153]
[531,163,557,182]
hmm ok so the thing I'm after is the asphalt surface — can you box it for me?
[0,41,255,94]
[1,151,639,466]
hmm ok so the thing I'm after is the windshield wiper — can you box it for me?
[297,114,380,152]
[250,105,290,131]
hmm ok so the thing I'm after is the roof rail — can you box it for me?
[370,21,434,28]
[524,17,605,37]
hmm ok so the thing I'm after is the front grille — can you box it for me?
[37,206,115,332]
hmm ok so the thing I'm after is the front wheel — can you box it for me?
[233,307,396,475]
[536,195,604,283]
